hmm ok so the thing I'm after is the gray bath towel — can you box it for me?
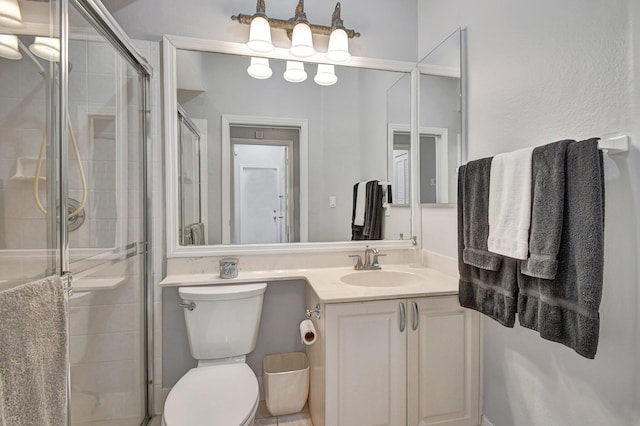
[461,157,503,271]
[521,139,572,279]
[517,138,605,359]
[458,164,519,327]
[0,276,68,425]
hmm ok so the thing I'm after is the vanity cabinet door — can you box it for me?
[325,300,407,426]
[407,296,480,426]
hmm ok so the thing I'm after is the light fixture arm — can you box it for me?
[231,1,360,39]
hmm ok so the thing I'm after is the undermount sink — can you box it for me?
[340,270,423,287]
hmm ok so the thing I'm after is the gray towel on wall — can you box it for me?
[521,139,572,279]
[458,164,519,327]
[0,276,68,425]
[517,138,605,359]
[461,157,503,271]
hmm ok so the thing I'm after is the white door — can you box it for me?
[407,296,480,426]
[325,300,407,426]
[393,150,410,204]
[233,144,288,244]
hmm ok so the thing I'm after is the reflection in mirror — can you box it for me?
[175,49,412,246]
[386,73,412,208]
[419,28,465,204]
[178,105,205,245]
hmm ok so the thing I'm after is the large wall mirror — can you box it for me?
[163,36,423,255]
[418,28,466,205]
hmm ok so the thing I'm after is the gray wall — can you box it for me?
[419,0,640,425]
[103,0,418,61]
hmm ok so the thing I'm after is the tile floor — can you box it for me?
[147,401,313,426]
[253,401,313,426]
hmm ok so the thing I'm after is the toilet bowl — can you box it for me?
[163,364,259,426]
[162,283,267,426]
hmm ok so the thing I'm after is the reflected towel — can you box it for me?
[488,146,535,259]
[354,181,367,226]
[0,276,67,424]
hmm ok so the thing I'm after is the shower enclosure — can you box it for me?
[0,0,153,424]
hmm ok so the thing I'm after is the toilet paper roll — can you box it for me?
[300,319,316,345]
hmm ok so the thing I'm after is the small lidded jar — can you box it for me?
[219,258,239,279]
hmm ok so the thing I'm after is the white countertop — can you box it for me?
[160,263,459,303]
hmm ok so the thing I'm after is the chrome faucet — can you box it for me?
[349,245,386,270]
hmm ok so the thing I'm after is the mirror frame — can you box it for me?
[163,34,420,257]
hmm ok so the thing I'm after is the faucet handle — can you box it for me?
[348,254,363,269]
[372,253,387,267]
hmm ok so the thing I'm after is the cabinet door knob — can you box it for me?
[399,302,406,332]
[412,301,419,330]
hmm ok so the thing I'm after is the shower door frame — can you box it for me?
[58,0,155,423]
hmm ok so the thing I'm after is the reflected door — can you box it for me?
[233,144,288,244]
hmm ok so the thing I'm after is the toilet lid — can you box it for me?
[164,364,259,426]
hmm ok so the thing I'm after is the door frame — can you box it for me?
[222,115,308,244]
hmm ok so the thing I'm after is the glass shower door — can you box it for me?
[66,3,149,424]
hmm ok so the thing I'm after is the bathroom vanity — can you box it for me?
[305,274,480,426]
[161,260,481,426]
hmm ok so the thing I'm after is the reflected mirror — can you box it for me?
[172,47,413,247]
[418,28,465,204]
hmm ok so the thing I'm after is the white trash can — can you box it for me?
[263,352,310,416]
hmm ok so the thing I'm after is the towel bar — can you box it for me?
[598,136,629,154]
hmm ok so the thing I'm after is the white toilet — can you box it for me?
[163,283,267,426]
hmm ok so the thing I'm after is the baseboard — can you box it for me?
[481,415,496,426]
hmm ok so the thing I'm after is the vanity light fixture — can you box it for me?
[232,0,359,62]
[247,0,273,53]
[29,36,60,62]
[314,63,337,86]
[0,0,22,28]
[283,60,307,82]
[0,33,22,60]
[247,56,272,79]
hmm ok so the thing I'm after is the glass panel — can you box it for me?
[0,0,61,288]
[67,5,146,425]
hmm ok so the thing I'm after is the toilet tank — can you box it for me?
[178,283,267,360]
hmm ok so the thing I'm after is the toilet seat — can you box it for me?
[163,363,259,426]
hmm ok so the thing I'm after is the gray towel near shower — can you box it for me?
[458,164,519,327]
[352,180,383,240]
[461,157,503,271]
[517,138,605,359]
[0,276,68,425]
[521,139,572,279]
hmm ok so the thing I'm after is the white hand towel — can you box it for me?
[488,146,535,259]
[354,181,367,226]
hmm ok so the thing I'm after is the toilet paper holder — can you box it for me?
[305,303,321,319]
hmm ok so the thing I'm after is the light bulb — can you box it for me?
[29,37,60,62]
[0,0,22,28]
[326,28,351,63]
[283,61,307,83]
[290,22,315,58]
[247,16,273,53]
[314,63,337,86]
[247,57,272,79]
[0,34,21,60]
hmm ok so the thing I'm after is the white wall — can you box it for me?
[104,0,417,61]
[419,0,640,425]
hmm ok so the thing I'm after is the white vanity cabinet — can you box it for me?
[307,294,480,426]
